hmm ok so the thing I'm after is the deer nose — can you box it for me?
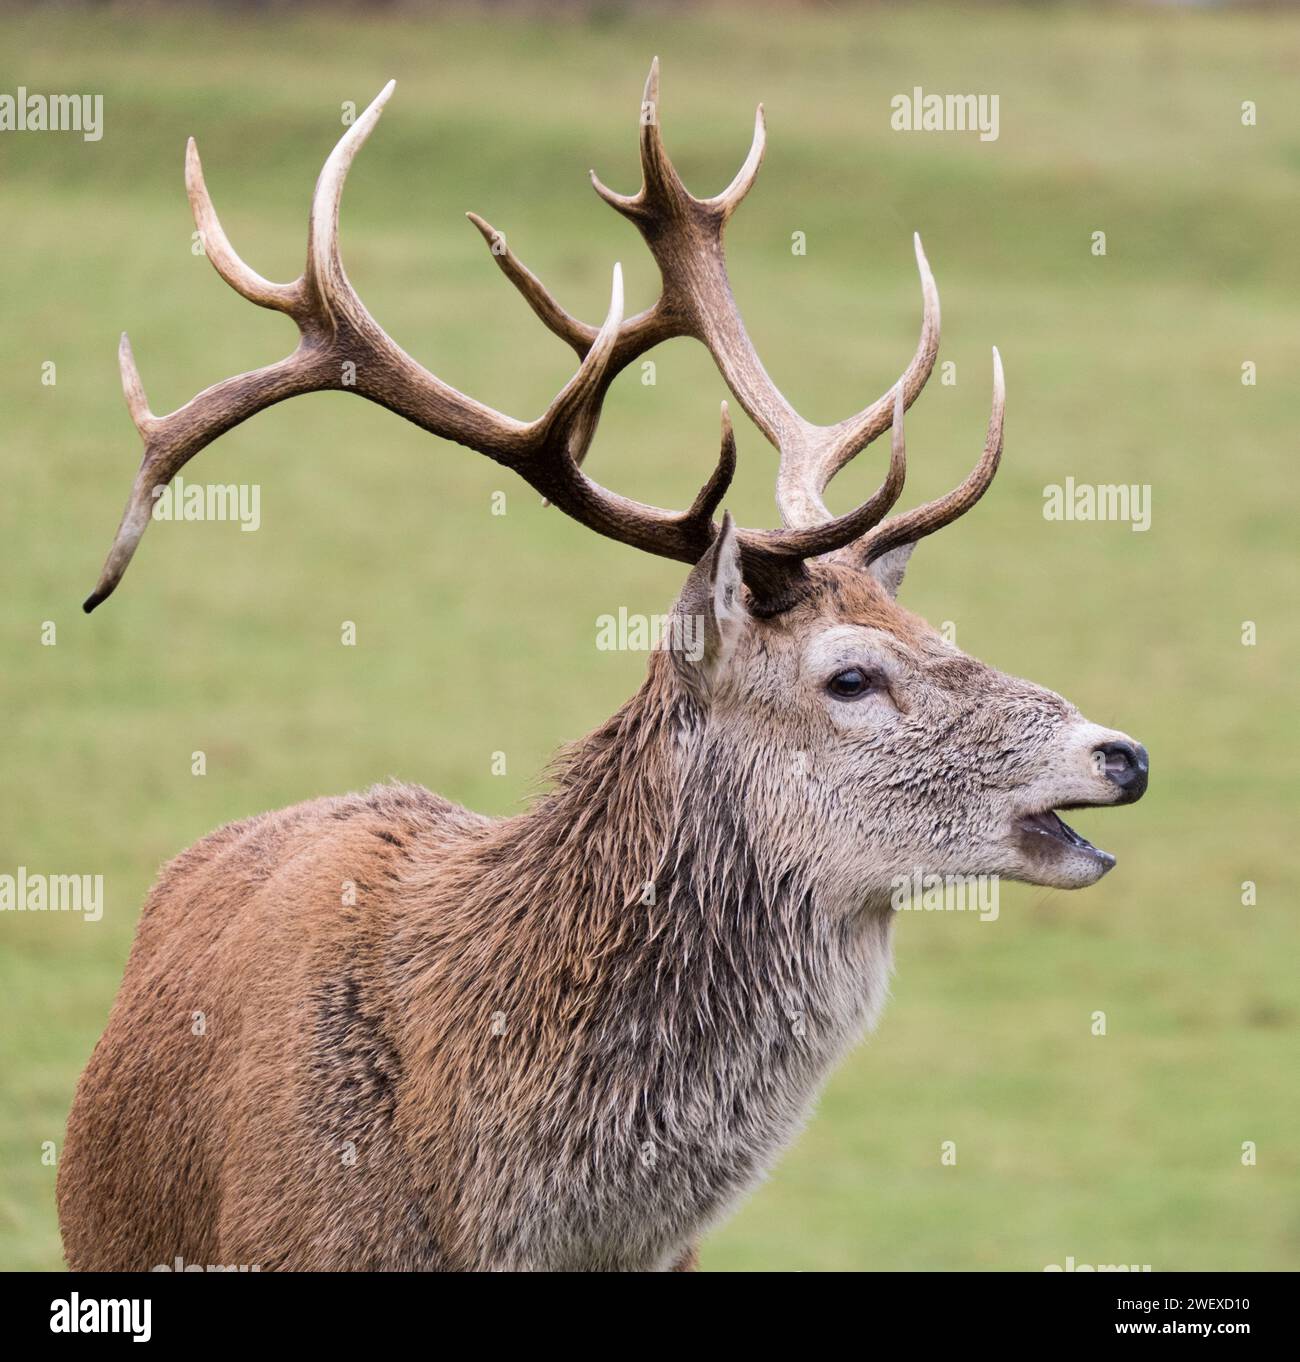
[1094,740,1149,803]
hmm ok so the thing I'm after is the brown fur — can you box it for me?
[66,68,1147,1273]
[59,558,1144,1271]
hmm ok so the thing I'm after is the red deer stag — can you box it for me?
[61,64,1148,1272]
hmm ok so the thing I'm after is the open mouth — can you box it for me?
[1014,808,1116,871]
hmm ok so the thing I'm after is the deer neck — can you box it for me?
[473,670,893,1242]
[518,666,895,1048]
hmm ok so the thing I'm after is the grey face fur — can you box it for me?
[674,522,1146,912]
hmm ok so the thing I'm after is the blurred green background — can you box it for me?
[1,2,1297,1271]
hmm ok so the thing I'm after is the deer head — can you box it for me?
[84,62,1147,902]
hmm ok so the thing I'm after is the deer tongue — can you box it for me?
[1018,808,1096,851]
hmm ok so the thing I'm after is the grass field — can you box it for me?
[1,1,1297,1271]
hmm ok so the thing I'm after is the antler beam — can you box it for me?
[469,57,940,531]
[86,65,1000,618]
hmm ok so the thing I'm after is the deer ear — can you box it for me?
[669,512,750,694]
[866,543,914,598]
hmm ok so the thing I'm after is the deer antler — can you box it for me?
[469,57,942,532]
[86,84,712,611]
[86,67,997,617]
[858,348,1005,567]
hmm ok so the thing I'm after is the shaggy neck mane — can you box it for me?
[490,657,822,995]
[407,656,882,1108]
[400,657,891,1267]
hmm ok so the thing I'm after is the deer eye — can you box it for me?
[826,667,878,700]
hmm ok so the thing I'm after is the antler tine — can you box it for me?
[858,348,1005,566]
[85,340,342,613]
[188,82,399,328]
[522,272,740,552]
[702,103,767,221]
[464,211,674,386]
[744,382,906,561]
[305,80,395,329]
[635,55,684,208]
[689,402,738,525]
[465,212,599,356]
[813,232,941,499]
[117,333,157,439]
[775,234,939,528]
[590,56,685,218]
[186,139,306,318]
[535,391,739,564]
[535,264,624,452]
